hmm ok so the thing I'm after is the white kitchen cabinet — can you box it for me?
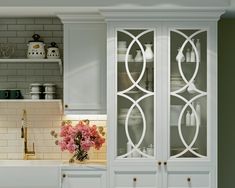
[105,9,223,188]
[110,166,159,188]
[59,14,106,114]
[0,165,60,188]
[61,169,106,188]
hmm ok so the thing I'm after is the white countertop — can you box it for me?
[0,160,106,170]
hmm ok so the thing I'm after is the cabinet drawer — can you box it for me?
[114,171,157,188]
[168,172,210,187]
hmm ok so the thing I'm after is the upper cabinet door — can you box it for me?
[106,22,163,164]
[63,23,106,114]
[168,26,209,160]
[116,28,155,160]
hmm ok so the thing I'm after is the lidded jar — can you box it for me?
[47,42,60,59]
[27,34,45,59]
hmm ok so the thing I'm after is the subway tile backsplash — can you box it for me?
[0,17,63,57]
[0,102,107,160]
[0,17,63,99]
[0,17,106,161]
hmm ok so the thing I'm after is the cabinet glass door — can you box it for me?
[169,29,207,158]
[116,29,155,159]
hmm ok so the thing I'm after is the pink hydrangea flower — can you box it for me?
[57,120,105,158]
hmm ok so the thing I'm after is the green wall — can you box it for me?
[218,19,235,188]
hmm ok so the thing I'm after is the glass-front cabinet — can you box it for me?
[109,24,211,163]
[107,16,219,188]
[169,29,208,159]
[116,29,155,159]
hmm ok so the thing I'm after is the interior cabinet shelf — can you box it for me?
[0,58,63,74]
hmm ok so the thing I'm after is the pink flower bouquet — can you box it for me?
[51,120,105,162]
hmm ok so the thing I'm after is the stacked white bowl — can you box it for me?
[43,83,56,100]
[30,83,42,100]
[117,41,133,62]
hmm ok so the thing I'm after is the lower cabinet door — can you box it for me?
[114,170,158,188]
[62,170,106,188]
[167,171,210,188]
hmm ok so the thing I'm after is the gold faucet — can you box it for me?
[21,109,35,160]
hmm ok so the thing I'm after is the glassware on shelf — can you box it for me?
[190,48,196,62]
[190,111,195,126]
[196,39,201,62]
[134,49,143,62]
[186,48,191,62]
[144,43,154,62]
[0,44,14,58]
[176,48,185,63]
[186,111,191,126]
[196,102,201,125]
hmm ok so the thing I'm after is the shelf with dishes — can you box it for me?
[170,103,203,127]
[0,83,60,101]
[117,40,154,63]
[0,34,62,74]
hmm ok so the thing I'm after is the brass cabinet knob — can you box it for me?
[62,174,66,178]
[187,177,191,182]
[158,161,162,166]
[164,161,167,165]
[64,104,68,108]
[133,177,137,182]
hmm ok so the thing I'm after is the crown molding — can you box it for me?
[100,8,226,21]
[57,12,105,23]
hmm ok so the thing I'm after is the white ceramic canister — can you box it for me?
[144,43,154,62]
[30,92,41,100]
[30,83,42,92]
[27,34,45,59]
[47,42,60,59]
[43,83,56,92]
[44,92,55,100]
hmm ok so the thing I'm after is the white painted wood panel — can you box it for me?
[168,171,210,188]
[63,22,106,114]
[0,166,60,188]
[114,171,158,188]
[62,170,106,188]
